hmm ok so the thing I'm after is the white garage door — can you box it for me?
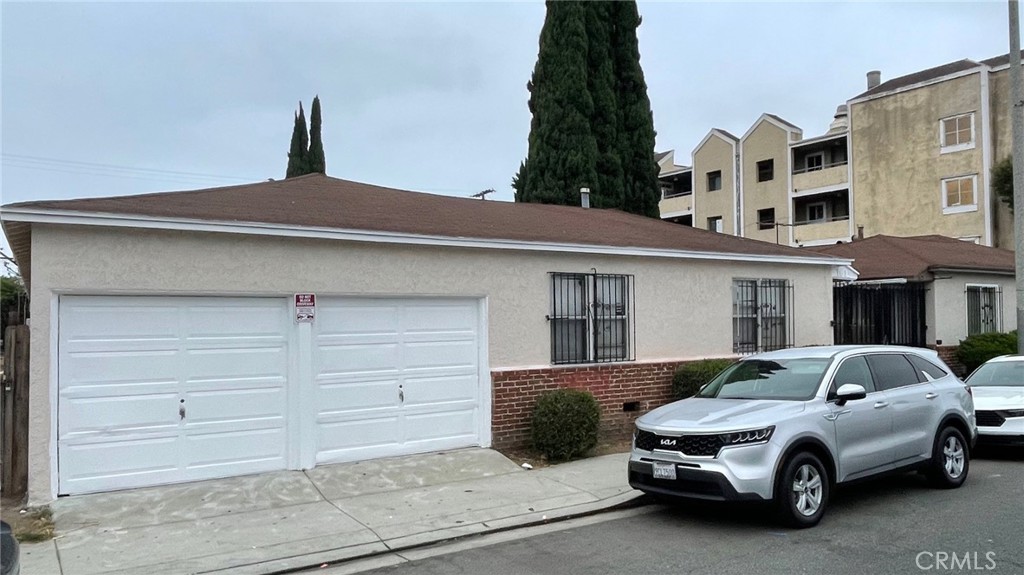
[58,296,291,495]
[313,298,484,464]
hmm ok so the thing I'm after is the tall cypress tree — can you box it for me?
[286,102,310,178]
[515,1,659,216]
[519,0,598,206]
[609,1,660,218]
[307,96,326,174]
[585,1,624,210]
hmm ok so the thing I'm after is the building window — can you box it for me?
[550,272,635,364]
[941,175,977,214]
[757,159,774,182]
[805,153,824,172]
[707,170,722,191]
[733,279,794,354]
[807,202,826,223]
[940,113,975,153]
[966,285,1001,336]
[757,208,775,230]
[707,216,723,233]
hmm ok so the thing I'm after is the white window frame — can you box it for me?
[965,283,1001,336]
[939,113,975,154]
[807,201,827,223]
[550,273,633,365]
[941,174,978,215]
[805,152,824,172]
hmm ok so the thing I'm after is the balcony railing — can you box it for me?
[793,215,849,226]
[792,160,848,175]
[661,190,693,199]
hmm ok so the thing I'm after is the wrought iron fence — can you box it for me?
[549,272,636,364]
[833,283,927,347]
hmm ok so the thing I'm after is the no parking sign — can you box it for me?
[294,293,316,323]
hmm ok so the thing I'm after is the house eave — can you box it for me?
[0,207,851,268]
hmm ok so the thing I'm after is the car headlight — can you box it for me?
[1001,409,1024,418]
[721,426,775,446]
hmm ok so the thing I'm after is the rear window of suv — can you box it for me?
[907,354,948,381]
[866,354,921,390]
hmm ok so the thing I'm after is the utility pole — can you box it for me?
[1010,0,1024,353]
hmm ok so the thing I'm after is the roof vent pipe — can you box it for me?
[857,225,865,240]
[867,70,881,89]
[580,187,591,209]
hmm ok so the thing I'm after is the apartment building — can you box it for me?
[659,51,1019,250]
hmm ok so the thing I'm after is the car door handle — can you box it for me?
[925,392,938,400]
[874,401,889,409]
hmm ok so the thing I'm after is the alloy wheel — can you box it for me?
[943,436,965,479]
[791,463,823,517]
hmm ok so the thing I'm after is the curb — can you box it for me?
[200,491,650,575]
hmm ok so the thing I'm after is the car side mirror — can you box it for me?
[835,383,867,406]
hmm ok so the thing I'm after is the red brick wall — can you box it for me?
[932,345,965,377]
[490,361,686,450]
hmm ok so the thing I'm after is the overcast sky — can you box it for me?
[0,1,1018,222]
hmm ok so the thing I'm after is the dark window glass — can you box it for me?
[907,354,948,381]
[757,159,774,182]
[829,356,876,399]
[707,170,722,191]
[757,208,775,230]
[866,354,921,390]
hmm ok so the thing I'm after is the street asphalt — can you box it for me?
[334,447,1024,575]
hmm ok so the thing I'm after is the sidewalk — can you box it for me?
[20,449,642,575]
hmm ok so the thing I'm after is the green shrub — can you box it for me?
[531,388,600,461]
[672,358,734,399]
[956,331,1018,374]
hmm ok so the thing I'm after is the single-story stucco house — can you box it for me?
[1,174,852,503]
[811,234,1017,371]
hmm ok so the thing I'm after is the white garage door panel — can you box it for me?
[318,380,399,414]
[314,298,483,464]
[58,296,291,495]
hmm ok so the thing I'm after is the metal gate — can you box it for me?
[833,283,927,347]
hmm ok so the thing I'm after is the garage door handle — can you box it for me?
[399,389,404,403]
[179,404,186,420]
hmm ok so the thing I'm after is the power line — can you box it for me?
[2,153,258,184]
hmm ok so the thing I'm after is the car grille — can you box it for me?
[635,429,725,457]
[976,410,1006,428]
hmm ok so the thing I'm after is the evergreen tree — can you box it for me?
[609,1,660,217]
[516,1,660,216]
[286,102,310,178]
[519,0,598,206]
[307,96,326,174]
[512,158,529,202]
[585,1,624,209]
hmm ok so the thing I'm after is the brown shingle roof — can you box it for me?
[854,59,980,99]
[2,174,838,261]
[807,235,1014,280]
[979,50,1024,68]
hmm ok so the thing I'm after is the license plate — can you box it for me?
[652,462,677,480]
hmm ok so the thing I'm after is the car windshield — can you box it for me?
[966,360,1024,387]
[696,358,830,401]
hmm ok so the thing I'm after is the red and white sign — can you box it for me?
[294,293,316,323]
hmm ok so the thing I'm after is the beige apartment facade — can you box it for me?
[660,51,1020,251]
[691,129,739,235]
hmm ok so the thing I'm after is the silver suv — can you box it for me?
[629,346,976,527]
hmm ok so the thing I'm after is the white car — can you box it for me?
[964,355,1024,446]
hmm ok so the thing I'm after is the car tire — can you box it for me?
[775,452,829,528]
[927,426,969,488]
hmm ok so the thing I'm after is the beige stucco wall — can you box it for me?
[26,224,838,502]
[851,73,987,242]
[930,272,1017,345]
[793,219,851,245]
[741,121,791,244]
[693,135,736,234]
[792,165,848,193]
[658,193,692,217]
[985,68,1017,250]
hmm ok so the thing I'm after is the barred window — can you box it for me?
[550,273,635,364]
[732,279,794,354]
[966,285,1001,336]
